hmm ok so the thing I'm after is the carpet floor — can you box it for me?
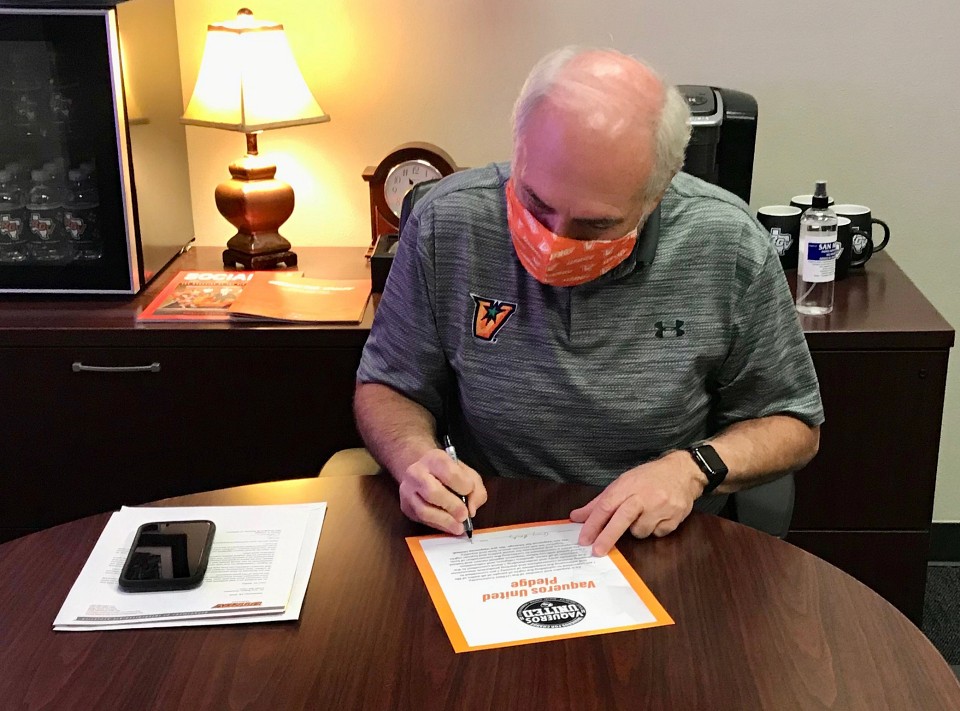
[923,564,960,665]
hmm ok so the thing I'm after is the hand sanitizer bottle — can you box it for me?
[796,181,839,315]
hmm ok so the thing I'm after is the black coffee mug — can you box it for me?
[757,205,801,269]
[833,204,890,256]
[836,216,874,280]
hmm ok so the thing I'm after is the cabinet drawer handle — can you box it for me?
[72,362,161,374]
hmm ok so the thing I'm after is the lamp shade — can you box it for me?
[181,8,330,133]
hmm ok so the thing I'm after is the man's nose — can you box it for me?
[541,213,573,238]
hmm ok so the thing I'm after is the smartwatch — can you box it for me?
[686,443,728,494]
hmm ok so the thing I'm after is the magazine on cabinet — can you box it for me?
[138,271,258,322]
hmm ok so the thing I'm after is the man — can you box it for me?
[354,47,823,555]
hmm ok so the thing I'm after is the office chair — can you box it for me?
[729,474,794,539]
[398,178,440,236]
[329,180,796,539]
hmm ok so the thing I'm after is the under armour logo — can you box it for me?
[655,320,685,338]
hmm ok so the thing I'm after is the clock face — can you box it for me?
[384,159,444,218]
[363,142,459,244]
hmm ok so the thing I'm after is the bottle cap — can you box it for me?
[812,180,830,208]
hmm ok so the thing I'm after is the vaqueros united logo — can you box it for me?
[516,598,586,629]
[471,293,517,342]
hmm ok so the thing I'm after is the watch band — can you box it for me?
[687,443,729,495]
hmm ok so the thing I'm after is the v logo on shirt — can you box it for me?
[471,293,517,342]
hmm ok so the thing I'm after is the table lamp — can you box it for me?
[181,8,330,269]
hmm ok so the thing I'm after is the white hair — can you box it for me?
[511,46,691,205]
[649,84,692,202]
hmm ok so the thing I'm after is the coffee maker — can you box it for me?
[677,85,758,204]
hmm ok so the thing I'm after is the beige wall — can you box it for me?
[119,0,195,260]
[173,1,960,520]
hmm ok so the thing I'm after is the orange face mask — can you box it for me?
[505,179,638,287]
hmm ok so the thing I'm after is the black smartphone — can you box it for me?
[118,520,216,592]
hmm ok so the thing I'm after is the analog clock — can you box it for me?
[362,142,458,245]
[384,159,444,218]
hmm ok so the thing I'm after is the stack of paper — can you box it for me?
[54,503,326,631]
[407,521,674,652]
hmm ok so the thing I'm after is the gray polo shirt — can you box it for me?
[357,162,823,491]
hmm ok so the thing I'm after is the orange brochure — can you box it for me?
[227,273,371,323]
[406,520,673,653]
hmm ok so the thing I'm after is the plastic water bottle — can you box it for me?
[796,181,839,315]
[3,162,27,194]
[43,160,68,200]
[64,168,101,260]
[0,169,29,263]
[25,168,70,263]
[5,57,44,139]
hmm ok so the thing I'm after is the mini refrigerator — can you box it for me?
[0,0,193,294]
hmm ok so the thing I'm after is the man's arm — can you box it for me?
[354,382,487,534]
[354,381,440,480]
[705,415,820,493]
[571,414,819,555]
[574,211,823,555]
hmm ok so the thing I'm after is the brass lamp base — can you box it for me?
[215,133,299,269]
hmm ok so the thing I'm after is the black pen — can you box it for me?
[443,435,473,542]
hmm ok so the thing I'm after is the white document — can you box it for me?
[408,520,673,652]
[54,503,326,631]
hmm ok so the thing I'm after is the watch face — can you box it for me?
[693,445,727,476]
[384,159,443,217]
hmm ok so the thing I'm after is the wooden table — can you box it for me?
[1,475,957,710]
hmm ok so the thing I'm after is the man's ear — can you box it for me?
[650,186,669,208]
[638,189,667,222]
[511,141,528,178]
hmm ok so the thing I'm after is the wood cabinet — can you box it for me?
[789,254,953,624]
[0,248,952,623]
[0,247,370,540]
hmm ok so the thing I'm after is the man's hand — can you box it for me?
[570,451,707,556]
[398,448,488,535]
